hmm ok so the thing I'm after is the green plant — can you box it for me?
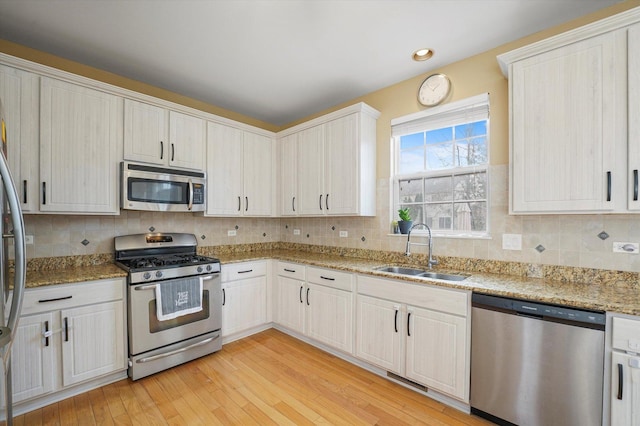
[398,207,412,222]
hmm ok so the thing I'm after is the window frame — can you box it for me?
[390,94,490,238]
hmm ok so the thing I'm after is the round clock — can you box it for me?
[418,73,451,106]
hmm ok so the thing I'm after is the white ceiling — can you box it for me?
[0,0,620,126]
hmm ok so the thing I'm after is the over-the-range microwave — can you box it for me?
[120,162,206,212]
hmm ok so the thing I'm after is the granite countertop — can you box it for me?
[214,249,640,316]
[18,248,640,316]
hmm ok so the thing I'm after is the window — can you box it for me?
[391,94,489,236]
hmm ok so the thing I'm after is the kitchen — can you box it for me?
[0,0,639,425]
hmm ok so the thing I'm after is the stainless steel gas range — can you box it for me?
[114,233,222,380]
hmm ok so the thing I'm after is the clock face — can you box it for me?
[418,74,451,106]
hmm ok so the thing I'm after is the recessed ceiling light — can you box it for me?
[413,48,434,61]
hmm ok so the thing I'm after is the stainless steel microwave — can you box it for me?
[121,162,206,212]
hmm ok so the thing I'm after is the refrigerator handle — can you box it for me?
[0,148,27,356]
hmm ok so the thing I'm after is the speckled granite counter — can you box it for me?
[17,246,640,316]
[203,247,640,316]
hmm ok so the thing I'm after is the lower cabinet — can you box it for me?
[221,260,268,339]
[610,316,640,425]
[356,275,470,402]
[8,278,126,405]
[275,262,354,354]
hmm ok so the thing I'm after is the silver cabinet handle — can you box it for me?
[634,169,638,201]
[326,193,329,210]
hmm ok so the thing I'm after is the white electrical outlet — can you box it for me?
[25,235,34,245]
[293,229,300,235]
[502,234,522,251]
[613,242,639,254]
[227,230,237,237]
[339,231,348,238]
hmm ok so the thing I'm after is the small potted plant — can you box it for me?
[397,207,413,234]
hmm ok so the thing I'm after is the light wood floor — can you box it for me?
[9,329,493,425]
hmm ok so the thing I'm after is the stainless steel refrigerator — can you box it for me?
[0,97,27,426]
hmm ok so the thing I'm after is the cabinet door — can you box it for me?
[123,99,167,166]
[355,295,403,374]
[169,111,205,170]
[306,283,352,353]
[243,132,274,216]
[222,276,267,337]
[611,352,640,426]
[40,77,121,213]
[297,125,324,215]
[324,113,359,215]
[274,276,305,334]
[61,301,125,387]
[510,31,625,213]
[10,313,55,403]
[405,306,467,400]
[629,23,640,211]
[279,133,298,216]
[0,65,39,212]
[206,121,244,216]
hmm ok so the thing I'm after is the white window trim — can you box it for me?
[390,93,490,238]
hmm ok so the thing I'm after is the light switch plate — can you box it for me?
[293,229,300,235]
[227,230,237,237]
[339,231,348,238]
[502,234,522,251]
[25,235,34,245]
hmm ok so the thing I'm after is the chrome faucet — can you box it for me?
[405,222,438,269]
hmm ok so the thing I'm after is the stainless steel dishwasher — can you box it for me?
[470,293,606,426]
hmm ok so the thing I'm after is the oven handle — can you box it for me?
[134,274,218,291]
[135,333,220,364]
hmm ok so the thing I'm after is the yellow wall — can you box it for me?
[0,39,280,132]
[280,1,640,178]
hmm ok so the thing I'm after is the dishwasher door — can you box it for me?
[470,294,605,426]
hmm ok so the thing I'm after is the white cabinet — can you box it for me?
[206,121,275,217]
[628,23,640,211]
[610,316,640,426]
[6,278,126,405]
[60,301,125,386]
[274,263,354,354]
[304,267,353,353]
[498,12,640,214]
[274,262,305,334]
[124,99,205,170]
[39,77,122,214]
[279,133,298,216]
[356,275,470,401]
[221,261,268,340]
[278,103,379,217]
[0,64,39,212]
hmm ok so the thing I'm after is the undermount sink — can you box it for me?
[375,266,469,281]
[375,266,426,276]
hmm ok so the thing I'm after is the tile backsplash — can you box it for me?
[23,164,640,273]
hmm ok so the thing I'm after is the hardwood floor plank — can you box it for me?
[14,329,491,426]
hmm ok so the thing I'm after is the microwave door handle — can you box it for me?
[188,179,194,211]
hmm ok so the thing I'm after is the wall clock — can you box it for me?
[417,73,451,107]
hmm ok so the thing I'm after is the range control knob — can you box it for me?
[197,266,203,273]
[155,271,163,278]
[206,264,212,272]
[143,272,151,280]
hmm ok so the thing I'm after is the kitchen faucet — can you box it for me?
[405,223,438,269]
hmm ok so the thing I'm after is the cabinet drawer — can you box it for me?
[277,262,305,280]
[358,275,468,317]
[21,278,125,315]
[612,317,640,353]
[306,267,352,291]
[222,261,267,282]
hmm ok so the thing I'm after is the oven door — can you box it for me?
[128,273,222,356]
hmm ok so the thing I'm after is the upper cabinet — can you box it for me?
[278,103,379,217]
[206,121,275,217]
[0,64,39,212]
[124,99,205,171]
[40,77,122,214]
[498,8,640,214]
